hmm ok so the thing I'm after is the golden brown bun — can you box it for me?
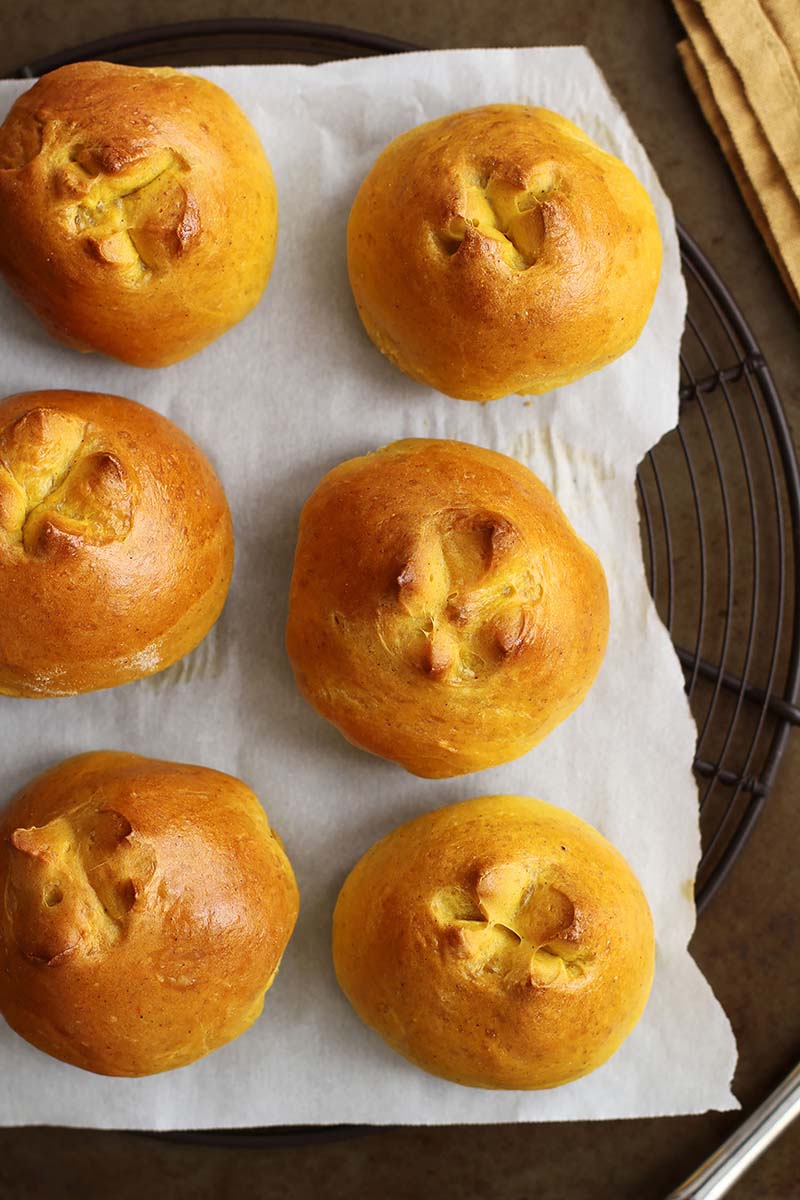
[286,439,609,778]
[0,389,233,697]
[0,751,299,1076]
[334,795,654,1089]
[347,104,662,401]
[0,62,277,366]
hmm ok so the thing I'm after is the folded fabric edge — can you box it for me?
[674,0,800,309]
[699,0,800,202]
[677,38,800,308]
[761,0,800,65]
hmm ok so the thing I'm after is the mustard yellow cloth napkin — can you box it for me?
[675,0,800,308]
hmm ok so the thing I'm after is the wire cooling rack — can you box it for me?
[11,19,800,916]
[641,234,800,910]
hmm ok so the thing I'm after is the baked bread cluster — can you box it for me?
[0,389,234,698]
[0,69,662,1091]
[0,62,278,366]
[287,438,609,777]
[348,104,662,400]
[0,752,298,1076]
[333,795,655,1089]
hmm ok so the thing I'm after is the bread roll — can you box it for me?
[347,104,662,401]
[333,795,654,1089]
[286,439,608,778]
[0,62,277,366]
[0,389,233,697]
[0,751,299,1076]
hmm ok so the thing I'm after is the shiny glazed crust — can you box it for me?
[0,752,299,1076]
[347,104,663,400]
[0,62,278,366]
[333,795,655,1089]
[286,439,609,778]
[0,389,234,697]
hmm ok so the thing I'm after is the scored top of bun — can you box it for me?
[0,389,234,697]
[287,438,609,778]
[347,104,662,400]
[333,794,655,1089]
[0,62,278,366]
[0,751,299,1076]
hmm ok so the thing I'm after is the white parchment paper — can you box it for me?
[0,49,738,1128]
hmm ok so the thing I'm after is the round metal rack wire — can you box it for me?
[11,19,800,917]
[641,233,800,910]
